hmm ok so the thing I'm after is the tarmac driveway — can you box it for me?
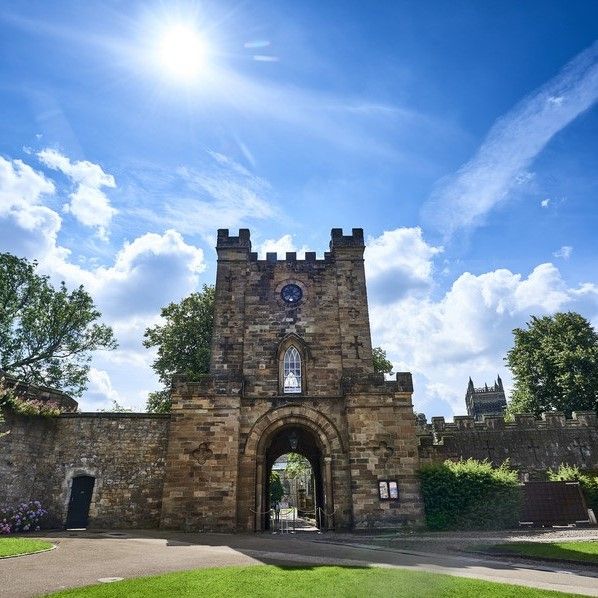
[1,529,598,597]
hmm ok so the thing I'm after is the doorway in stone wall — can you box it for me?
[65,475,95,529]
[262,426,326,532]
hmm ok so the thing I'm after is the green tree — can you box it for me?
[373,346,393,374]
[506,312,598,417]
[270,471,284,505]
[0,253,116,397]
[285,452,311,479]
[143,285,215,412]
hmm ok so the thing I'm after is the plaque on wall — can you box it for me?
[378,481,389,499]
[378,480,399,501]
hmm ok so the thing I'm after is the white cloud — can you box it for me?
[553,245,573,260]
[258,234,309,258]
[92,229,205,318]
[0,155,69,261]
[0,153,208,411]
[0,156,55,211]
[366,228,598,417]
[86,367,122,409]
[37,148,117,239]
[541,198,551,208]
[364,227,443,303]
[423,41,598,237]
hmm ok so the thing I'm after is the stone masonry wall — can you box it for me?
[418,411,598,474]
[160,379,242,532]
[345,373,424,528]
[211,228,374,398]
[0,410,169,528]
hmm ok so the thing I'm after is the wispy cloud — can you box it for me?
[554,245,573,259]
[129,151,278,238]
[423,41,598,238]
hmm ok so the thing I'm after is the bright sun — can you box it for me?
[157,24,209,81]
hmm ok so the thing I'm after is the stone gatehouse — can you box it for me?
[159,228,423,531]
[1,227,597,531]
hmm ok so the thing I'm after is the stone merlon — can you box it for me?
[216,228,252,250]
[329,227,365,250]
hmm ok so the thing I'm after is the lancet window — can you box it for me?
[283,347,302,394]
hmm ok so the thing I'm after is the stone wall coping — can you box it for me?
[59,412,171,420]
[342,372,413,394]
[420,410,597,433]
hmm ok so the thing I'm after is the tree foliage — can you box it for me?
[506,312,598,417]
[285,452,311,480]
[0,253,116,397]
[548,464,598,513]
[269,471,284,505]
[418,459,521,530]
[372,346,393,374]
[143,285,215,412]
[146,389,172,414]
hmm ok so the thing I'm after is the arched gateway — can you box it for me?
[160,229,423,531]
[240,404,349,530]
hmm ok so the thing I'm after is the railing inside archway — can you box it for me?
[266,506,337,534]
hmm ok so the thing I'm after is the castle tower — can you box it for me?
[465,376,507,421]
[160,228,423,531]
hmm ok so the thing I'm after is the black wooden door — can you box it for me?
[66,476,95,528]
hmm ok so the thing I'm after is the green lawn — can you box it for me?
[0,537,53,558]
[47,565,582,597]
[494,541,598,565]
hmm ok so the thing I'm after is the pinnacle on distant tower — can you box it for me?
[465,375,507,421]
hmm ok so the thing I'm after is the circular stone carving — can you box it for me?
[280,283,303,304]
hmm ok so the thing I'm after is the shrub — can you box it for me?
[418,459,521,530]
[0,500,48,534]
[547,464,598,513]
[0,379,61,417]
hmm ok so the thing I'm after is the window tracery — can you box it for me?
[283,346,302,393]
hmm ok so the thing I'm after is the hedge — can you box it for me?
[418,459,521,530]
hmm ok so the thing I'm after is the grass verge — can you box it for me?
[492,541,598,565]
[47,564,583,597]
[0,537,53,558]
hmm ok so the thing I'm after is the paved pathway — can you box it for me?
[1,529,597,597]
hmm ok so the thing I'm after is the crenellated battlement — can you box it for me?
[421,411,598,432]
[418,410,598,472]
[216,228,366,262]
[341,372,414,395]
[248,251,333,265]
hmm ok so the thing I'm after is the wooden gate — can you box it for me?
[520,481,589,526]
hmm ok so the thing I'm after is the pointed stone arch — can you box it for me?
[242,404,346,458]
[237,404,350,531]
[276,334,311,395]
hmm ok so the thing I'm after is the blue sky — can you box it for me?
[1,1,597,416]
